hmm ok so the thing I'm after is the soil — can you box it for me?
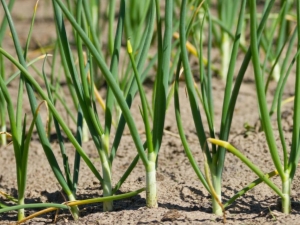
[1,1,300,225]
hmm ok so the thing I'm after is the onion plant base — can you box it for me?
[211,175,223,216]
[146,169,157,208]
[17,198,25,221]
[102,161,113,212]
[69,206,80,221]
[212,194,223,216]
[281,178,291,214]
[103,201,113,212]
[67,195,79,220]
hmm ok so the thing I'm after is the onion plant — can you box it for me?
[209,0,300,214]
[0,0,82,219]
[175,0,278,216]
[0,0,41,219]
[50,0,173,209]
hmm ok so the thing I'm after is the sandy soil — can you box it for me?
[1,1,300,225]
